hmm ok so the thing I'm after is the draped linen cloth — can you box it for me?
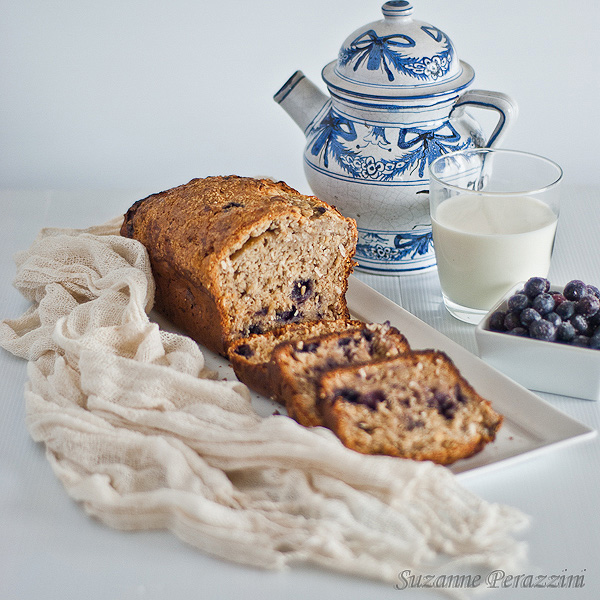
[0,217,529,595]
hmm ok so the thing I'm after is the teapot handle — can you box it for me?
[452,89,519,148]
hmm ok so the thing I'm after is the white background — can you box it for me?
[1,0,598,195]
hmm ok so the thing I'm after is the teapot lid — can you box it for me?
[322,1,474,100]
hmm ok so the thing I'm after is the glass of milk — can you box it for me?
[428,148,562,324]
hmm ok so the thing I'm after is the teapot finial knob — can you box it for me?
[382,1,413,19]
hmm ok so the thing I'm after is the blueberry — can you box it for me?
[529,319,557,341]
[489,310,507,331]
[335,388,385,410]
[360,390,386,410]
[520,307,542,327]
[337,337,353,347]
[555,300,576,320]
[532,293,555,315]
[545,312,562,327]
[550,292,567,308]
[291,279,313,304]
[556,322,576,342]
[336,388,361,403]
[504,311,522,331]
[248,323,264,335]
[524,277,550,298]
[507,327,529,337]
[429,391,458,419]
[589,331,600,350]
[589,312,600,329]
[508,293,530,312]
[234,344,253,358]
[405,418,424,431]
[576,295,600,317]
[296,341,319,353]
[222,201,244,210]
[570,314,589,334]
[564,280,588,301]
[362,329,375,342]
[454,384,468,404]
[571,335,590,348]
[587,285,600,300]
[276,306,300,323]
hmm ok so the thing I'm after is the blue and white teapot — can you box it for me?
[275,0,518,274]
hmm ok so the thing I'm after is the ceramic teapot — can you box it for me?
[275,0,518,274]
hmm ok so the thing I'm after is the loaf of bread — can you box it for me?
[269,322,411,427]
[121,176,358,356]
[227,318,363,398]
[318,351,503,465]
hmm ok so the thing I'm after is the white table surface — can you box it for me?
[1,186,599,600]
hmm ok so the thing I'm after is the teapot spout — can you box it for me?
[274,71,329,135]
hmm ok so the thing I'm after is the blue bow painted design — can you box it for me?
[339,26,453,82]
[339,30,416,82]
[396,122,469,177]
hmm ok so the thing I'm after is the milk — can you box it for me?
[431,194,558,310]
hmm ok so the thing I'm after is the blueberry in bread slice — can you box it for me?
[121,176,357,356]
[318,351,503,465]
[228,318,364,398]
[269,322,411,427]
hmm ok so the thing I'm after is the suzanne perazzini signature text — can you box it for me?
[395,568,586,591]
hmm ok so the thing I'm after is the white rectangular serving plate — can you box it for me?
[194,276,596,480]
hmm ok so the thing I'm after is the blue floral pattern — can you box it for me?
[307,107,471,181]
[355,229,434,269]
[309,110,357,169]
[338,25,454,82]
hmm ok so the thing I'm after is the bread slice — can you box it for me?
[228,318,363,398]
[318,351,503,465]
[269,322,411,427]
[121,176,357,356]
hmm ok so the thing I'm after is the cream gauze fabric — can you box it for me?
[0,217,529,593]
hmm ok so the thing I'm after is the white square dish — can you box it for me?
[475,282,600,400]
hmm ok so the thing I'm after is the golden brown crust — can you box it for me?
[121,176,353,289]
[151,258,229,356]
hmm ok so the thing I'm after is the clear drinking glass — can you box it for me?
[428,148,562,324]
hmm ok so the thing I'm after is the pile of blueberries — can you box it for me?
[488,277,600,350]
